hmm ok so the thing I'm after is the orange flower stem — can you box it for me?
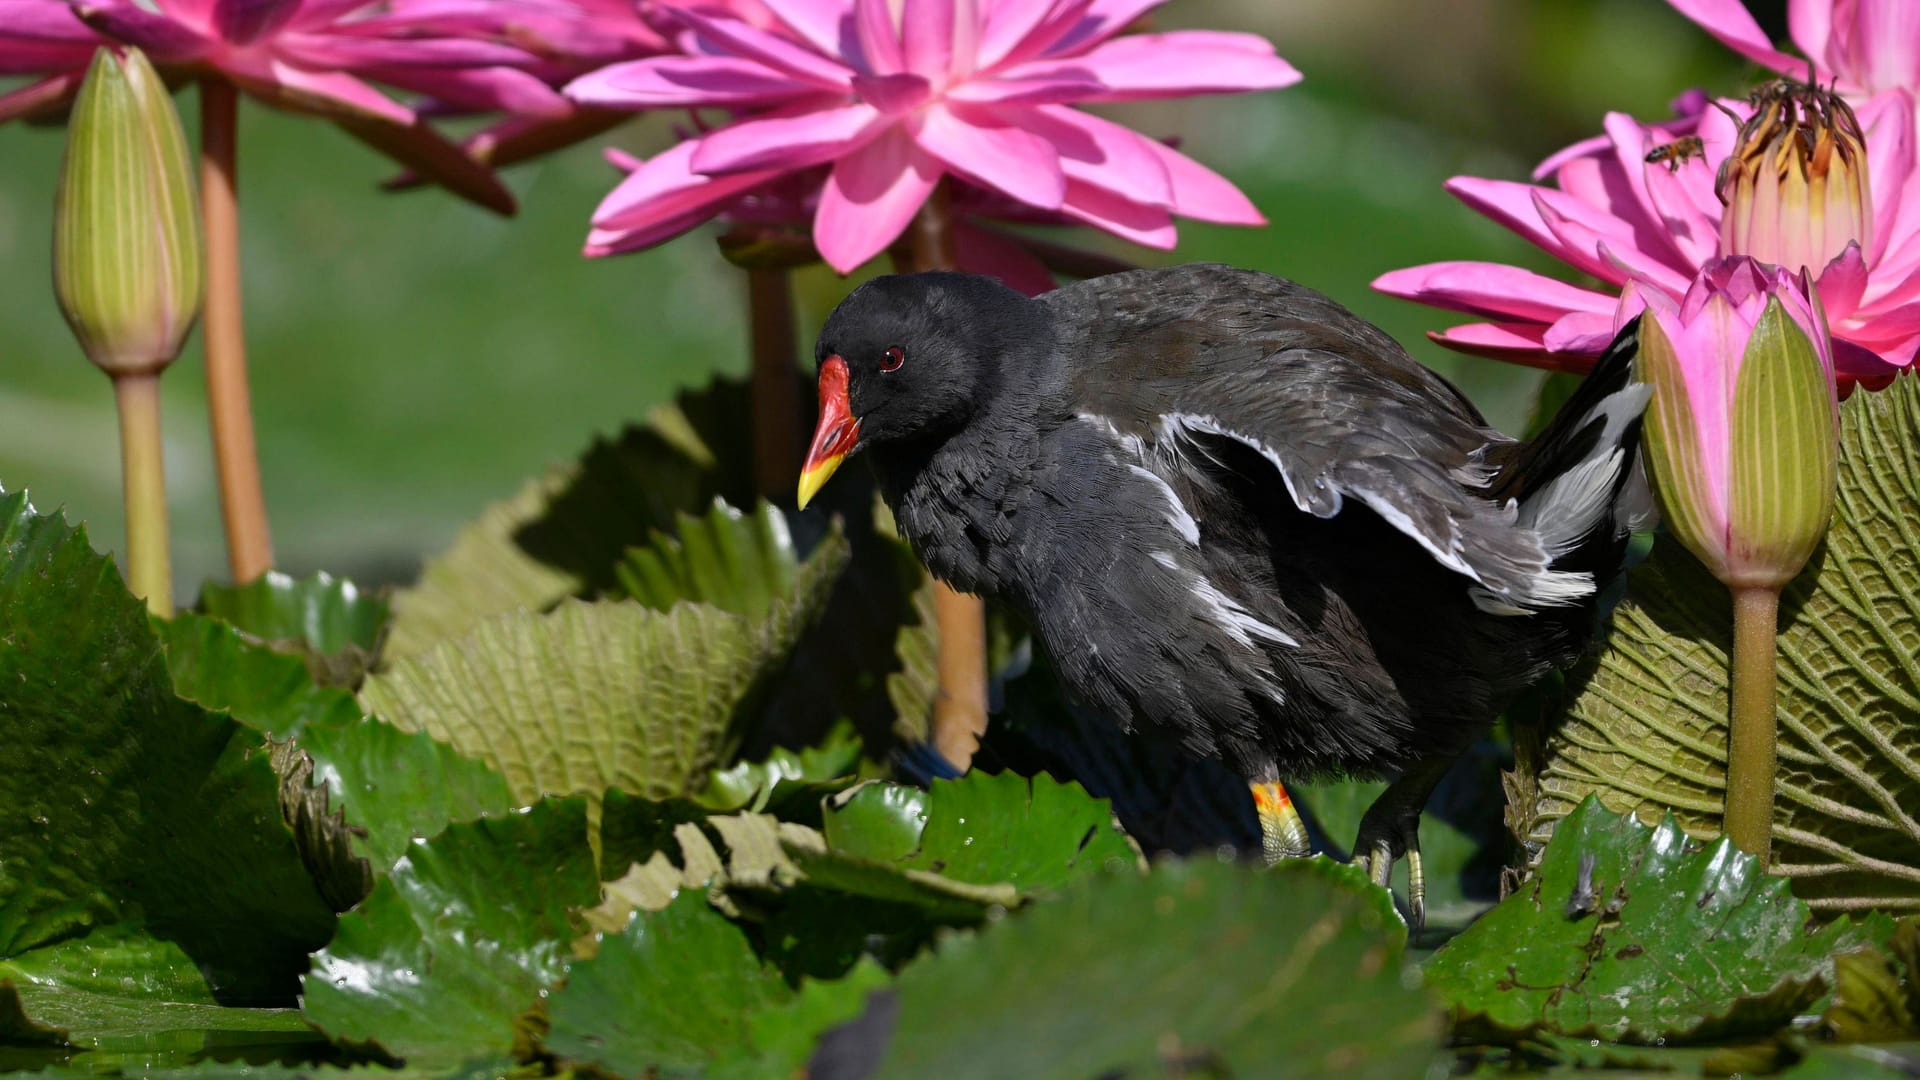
[199,78,274,583]
[113,371,172,616]
[897,181,989,772]
[1724,584,1782,863]
[747,267,803,500]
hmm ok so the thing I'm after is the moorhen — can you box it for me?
[797,264,1650,921]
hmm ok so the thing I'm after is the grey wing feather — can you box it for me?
[1055,265,1593,613]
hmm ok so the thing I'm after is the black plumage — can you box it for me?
[799,263,1651,918]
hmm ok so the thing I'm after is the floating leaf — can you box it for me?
[157,607,515,894]
[1515,376,1920,911]
[0,487,334,1019]
[1426,797,1890,1043]
[547,892,886,1079]
[697,721,865,819]
[197,570,388,687]
[302,798,604,1069]
[617,499,799,617]
[867,858,1438,1078]
[361,523,843,809]
[1820,919,1920,1043]
[382,382,756,661]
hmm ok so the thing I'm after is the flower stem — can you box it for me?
[199,78,273,583]
[747,267,802,499]
[113,372,172,616]
[898,181,988,771]
[1724,585,1782,862]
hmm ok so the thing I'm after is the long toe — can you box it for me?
[1407,843,1425,933]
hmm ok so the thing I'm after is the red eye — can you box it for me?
[881,346,905,372]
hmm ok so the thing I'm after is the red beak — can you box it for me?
[798,354,859,509]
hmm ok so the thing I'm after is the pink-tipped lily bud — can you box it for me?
[1637,256,1840,591]
[53,46,203,377]
[1718,80,1873,278]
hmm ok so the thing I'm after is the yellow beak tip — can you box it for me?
[796,456,844,511]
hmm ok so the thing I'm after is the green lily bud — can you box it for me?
[53,46,203,376]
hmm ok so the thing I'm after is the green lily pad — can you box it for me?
[697,721,864,819]
[871,857,1439,1078]
[1785,1043,1920,1078]
[1514,375,1920,911]
[156,606,516,894]
[547,892,887,1079]
[198,571,388,656]
[302,798,604,1069]
[617,499,799,618]
[361,524,847,810]
[1425,796,1890,1043]
[1819,919,1920,1042]
[381,381,756,661]
[0,487,335,1015]
[822,773,1139,892]
[1,946,323,1065]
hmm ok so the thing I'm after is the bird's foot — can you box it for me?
[1348,759,1455,933]
[1351,808,1425,931]
[1251,781,1312,864]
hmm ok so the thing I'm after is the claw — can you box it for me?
[1350,758,1454,934]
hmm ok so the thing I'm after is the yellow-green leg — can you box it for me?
[1251,780,1312,864]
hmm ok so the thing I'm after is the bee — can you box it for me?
[1644,135,1706,172]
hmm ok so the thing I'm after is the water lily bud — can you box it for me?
[1637,256,1840,590]
[1718,80,1872,276]
[53,46,203,377]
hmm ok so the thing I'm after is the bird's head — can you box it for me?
[798,271,1044,508]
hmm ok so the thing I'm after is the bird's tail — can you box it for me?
[1494,318,1655,589]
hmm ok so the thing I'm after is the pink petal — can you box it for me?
[675,6,852,89]
[951,221,1058,295]
[0,70,83,122]
[0,41,93,74]
[1663,0,1800,72]
[0,0,98,43]
[1854,89,1918,261]
[901,0,955,79]
[1006,104,1171,209]
[1056,179,1175,248]
[1447,176,1644,286]
[947,70,1104,105]
[1787,0,1831,63]
[852,71,933,113]
[977,0,1078,70]
[690,102,884,175]
[566,55,819,108]
[277,33,550,69]
[363,65,570,118]
[591,138,782,231]
[70,1,209,60]
[1427,321,1582,373]
[1541,310,1622,354]
[1045,0,1167,56]
[1843,0,1920,94]
[815,126,942,272]
[758,0,850,58]
[914,102,1065,209]
[1012,31,1300,102]
[853,0,903,74]
[1816,243,1870,320]
[210,0,300,44]
[231,59,417,124]
[1372,261,1614,323]
[1143,138,1263,225]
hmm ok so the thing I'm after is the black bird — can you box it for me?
[797,264,1651,920]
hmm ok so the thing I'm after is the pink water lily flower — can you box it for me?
[0,0,569,208]
[569,0,1300,272]
[1667,0,1920,99]
[1374,85,1920,387]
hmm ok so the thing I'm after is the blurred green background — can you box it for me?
[0,0,1773,594]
